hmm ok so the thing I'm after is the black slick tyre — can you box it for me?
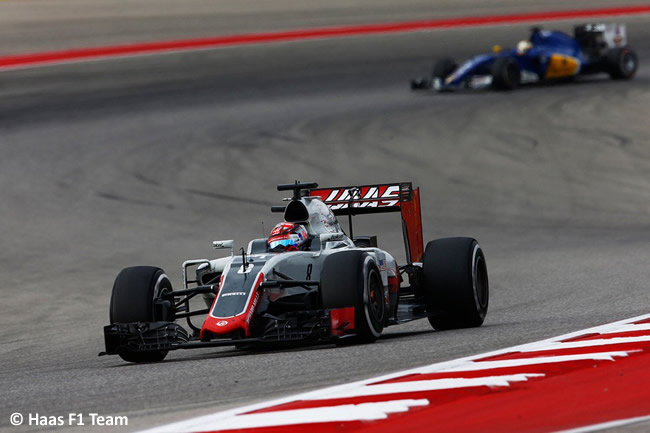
[606,47,638,79]
[433,57,457,79]
[491,57,521,90]
[422,237,489,330]
[320,251,386,343]
[110,266,173,362]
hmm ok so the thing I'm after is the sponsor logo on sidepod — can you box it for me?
[246,293,260,323]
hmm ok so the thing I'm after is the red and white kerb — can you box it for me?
[142,313,650,433]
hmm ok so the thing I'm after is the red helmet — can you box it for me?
[267,223,309,252]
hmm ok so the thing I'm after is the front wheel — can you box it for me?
[422,237,489,330]
[321,251,387,343]
[433,57,458,79]
[110,266,174,362]
[491,57,521,90]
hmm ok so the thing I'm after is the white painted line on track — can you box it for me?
[196,399,430,430]
[437,351,632,372]
[305,374,543,399]
[521,336,650,351]
[598,323,650,334]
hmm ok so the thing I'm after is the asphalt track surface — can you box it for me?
[0,3,649,433]
[2,0,650,54]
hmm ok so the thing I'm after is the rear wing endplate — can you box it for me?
[310,183,424,263]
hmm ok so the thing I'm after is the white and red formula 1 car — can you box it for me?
[101,182,489,362]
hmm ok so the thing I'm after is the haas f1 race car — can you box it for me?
[101,182,489,363]
[411,23,638,91]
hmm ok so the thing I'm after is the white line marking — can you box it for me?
[521,336,650,351]
[436,351,632,372]
[598,323,650,334]
[305,374,542,400]
[138,312,650,433]
[554,414,650,433]
[143,399,429,432]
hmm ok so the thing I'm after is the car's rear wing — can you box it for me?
[573,23,627,52]
[310,183,424,263]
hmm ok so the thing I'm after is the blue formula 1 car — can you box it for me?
[411,23,638,91]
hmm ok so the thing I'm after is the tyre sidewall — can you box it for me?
[109,266,172,362]
[492,57,520,90]
[433,57,457,79]
[607,48,638,79]
[110,266,171,324]
[422,238,489,329]
[470,243,489,318]
[359,255,385,339]
[321,251,386,343]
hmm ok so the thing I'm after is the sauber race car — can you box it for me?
[411,23,638,91]
[101,182,489,363]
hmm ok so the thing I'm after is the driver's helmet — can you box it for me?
[516,40,533,54]
[267,222,309,252]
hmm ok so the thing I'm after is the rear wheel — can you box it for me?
[110,266,173,362]
[491,57,521,90]
[321,251,386,343]
[422,238,489,330]
[606,47,638,79]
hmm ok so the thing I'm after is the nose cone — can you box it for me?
[200,271,265,341]
[200,315,250,340]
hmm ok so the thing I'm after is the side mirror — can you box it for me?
[212,240,234,256]
[313,232,346,257]
[319,232,345,244]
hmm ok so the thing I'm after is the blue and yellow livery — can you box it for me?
[411,24,637,92]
